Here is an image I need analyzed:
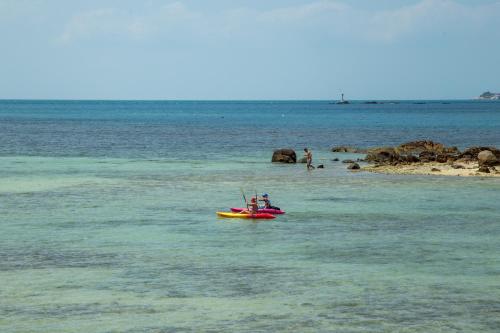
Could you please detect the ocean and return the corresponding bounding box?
[1,100,500,332]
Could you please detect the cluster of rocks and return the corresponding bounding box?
[364,140,458,164]
[363,140,500,173]
[331,146,368,154]
[330,146,369,170]
[271,148,360,171]
[338,158,363,170]
[272,141,500,174]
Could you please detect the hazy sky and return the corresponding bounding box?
[1,0,499,99]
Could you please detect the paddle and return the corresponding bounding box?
[240,188,247,206]
[239,188,250,214]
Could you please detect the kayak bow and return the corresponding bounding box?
[216,212,276,219]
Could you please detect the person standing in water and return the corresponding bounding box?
[304,148,314,170]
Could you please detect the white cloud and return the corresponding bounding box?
[200,0,499,46]
[58,1,200,43]
[60,8,122,43]
[364,0,487,42]
[56,0,500,44]
[258,1,349,22]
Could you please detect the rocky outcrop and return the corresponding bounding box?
[365,141,461,165]
[298,157,307,163]
[363,141,500,177]
[272,149,296,163]
[342,159,355,164]
[331,146,367,153]
[478,150,498,167]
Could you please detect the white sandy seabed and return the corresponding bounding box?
[363,161,500,177]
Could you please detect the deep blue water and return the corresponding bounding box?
[1,100,500,158]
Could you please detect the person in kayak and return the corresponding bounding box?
[304,148,314,170]
[260,193,280,210]
[241,197,258,214]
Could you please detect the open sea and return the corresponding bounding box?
[1,100,500,332]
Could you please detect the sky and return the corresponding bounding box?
[0,0,499,100]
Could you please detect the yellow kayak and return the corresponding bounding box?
[216,212,276,219]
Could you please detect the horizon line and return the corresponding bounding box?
[0,98,482,102]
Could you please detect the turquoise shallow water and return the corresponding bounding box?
[1,154,500,332]
[1,100,500,332]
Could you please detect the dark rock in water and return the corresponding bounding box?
[342,159,355,164]
[332,158,339,161]
[356,158,365,162]
[298,157,307,163]
[317,164,324,169]
[272,149,296,163]
[478,166,490,173]
[431,168,441,172]
[347,163,360,170]
[332,146,348,152]
[478,150,498,167]
[331,146,367,153]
